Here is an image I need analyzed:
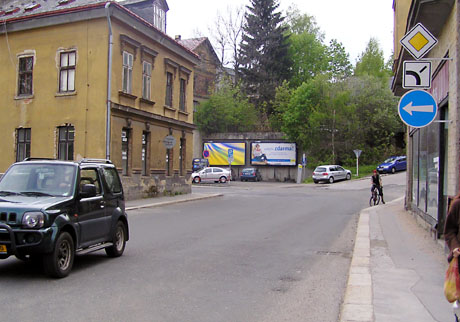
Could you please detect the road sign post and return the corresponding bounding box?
[400,23,438,60]
[228,149,234,182]
[398,90,438,128]
[403,61,431,89]
[162,135,176,149]
[353,149,362,177]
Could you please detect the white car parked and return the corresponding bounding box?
[312,165,352,184]
[192,167,231,184]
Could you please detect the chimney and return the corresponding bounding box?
[175,35,181,41]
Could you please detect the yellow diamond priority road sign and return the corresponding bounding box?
[400,23,437,60]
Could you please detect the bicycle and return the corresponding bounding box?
[369,186,381,206]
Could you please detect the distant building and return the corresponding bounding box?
[177,37,222,109]
[392,0,455,236]
[0,0,199,199]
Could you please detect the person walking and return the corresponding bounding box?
[444,194,460,321]
[371,170,385,204]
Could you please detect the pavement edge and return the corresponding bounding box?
[339,207,374,322]
[126,193,224,211]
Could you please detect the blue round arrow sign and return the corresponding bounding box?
[398,90,438,128]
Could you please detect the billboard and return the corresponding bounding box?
[203,142,246,166]
[251,142,297,166]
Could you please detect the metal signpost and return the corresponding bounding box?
[162,135,176,149]
[398,90,438,128]
[228,149,233,182]
[353,149,362,177]
[400,23,438,60]
[398,23,439,129]
[403,61,431,89]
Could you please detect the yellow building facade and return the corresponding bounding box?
[0,0,199,199]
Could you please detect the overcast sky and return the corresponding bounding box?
[166,0,394,64]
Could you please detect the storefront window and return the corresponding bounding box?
[426,115,440,220]
[412,130,419,205]
[419,127,428,212]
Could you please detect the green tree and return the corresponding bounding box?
[326,39,353,82]
[194,81,259,134]
[284,8,328,88]
[238,0,291,116]
[276,74,403,165]
[354,38,391,80]
[344,75,402,163]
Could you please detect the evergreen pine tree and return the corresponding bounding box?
[238,0,291,116]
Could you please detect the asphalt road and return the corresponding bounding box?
[0,172,405,322]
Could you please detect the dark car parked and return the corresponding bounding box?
[240,167,262,182]
[0,158,129,278]
[377,156,407,174]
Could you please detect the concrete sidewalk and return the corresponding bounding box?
[125,192,223,211]
[340,197,453,322]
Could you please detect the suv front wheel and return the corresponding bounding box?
[106,221,127,257]
[43,232,75,278]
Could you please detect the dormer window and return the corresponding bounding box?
[5,7,20,15]
[153,2,166,33]
[58,0,76,6]
[24,3,40,11]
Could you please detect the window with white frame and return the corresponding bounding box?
[142,61,152,100]
[122,51,133,94]
[153,2,166,33]
[18,56,34,96]
[59,51,76,92]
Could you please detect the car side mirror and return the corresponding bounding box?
[80,184,97,198]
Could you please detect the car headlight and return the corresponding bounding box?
[22,212,45,229]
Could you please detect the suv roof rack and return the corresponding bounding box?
[79,158,113,164]
[23,157,57,161]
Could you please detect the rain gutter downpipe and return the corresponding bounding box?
[105,2,113,160]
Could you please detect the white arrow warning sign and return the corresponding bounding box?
[398,90,438,128]
[402,102,435,116]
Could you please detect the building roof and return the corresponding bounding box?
[178,37,208,51]
[0,0,199,64]
[0,0,107,20]
[178,37,221,66]
[120,0,168,11]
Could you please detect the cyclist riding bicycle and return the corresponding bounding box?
[371,169,385,204]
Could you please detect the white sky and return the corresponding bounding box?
[166,0,395,64]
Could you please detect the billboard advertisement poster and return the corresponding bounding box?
[203,142,246,166]
[251,142,297,166]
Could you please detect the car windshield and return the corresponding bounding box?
[384,157,396,163]
[314,167,327,172]
[0,163,77,197]
[242,168,255,173]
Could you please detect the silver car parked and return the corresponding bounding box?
[312,165,352,184]
[192,167,231,184]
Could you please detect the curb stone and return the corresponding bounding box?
[126,193,223,211]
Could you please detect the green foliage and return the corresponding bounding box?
[239,0,292,116]
[354,38,392,80]
[284,8,328,88]
[194,82,259,134]
[275,72,404,165]
[283,7,352,88]
[326,39,353,81]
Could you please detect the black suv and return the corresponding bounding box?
[0,158,129,278]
